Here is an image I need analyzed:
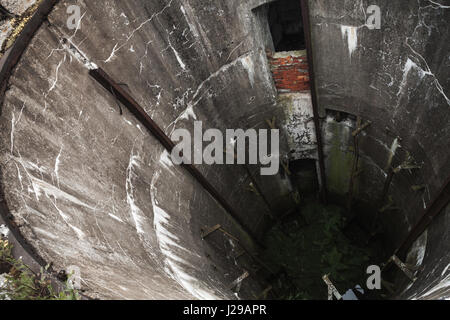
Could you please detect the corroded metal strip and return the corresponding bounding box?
[352,121,372,137]
[229,270,250,290]
[322,274,342,300]
[347,117,362,211]
[201,224,222,240]
[300,0,328,203]
[390,255,418,282]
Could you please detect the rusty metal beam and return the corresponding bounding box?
[89,68,264,249]
[300,0,328,203]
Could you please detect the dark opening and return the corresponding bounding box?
[289,159,319,195]
[268,0,306,52]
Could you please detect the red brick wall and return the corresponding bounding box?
[268,52,310,93]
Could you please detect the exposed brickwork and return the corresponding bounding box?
[268,51,310,93]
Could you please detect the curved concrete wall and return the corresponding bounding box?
[0,0,282,300]
[0,0,448,300]
[309,0,449,299]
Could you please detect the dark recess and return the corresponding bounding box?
[268,0,306,52]
[289,159,319,195]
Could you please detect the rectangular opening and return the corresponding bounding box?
[289,159,319,195]
[268,0,306,52]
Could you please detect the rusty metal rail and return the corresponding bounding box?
[300,0,328,203]
[396,176,450,259]
[89,68,264,248]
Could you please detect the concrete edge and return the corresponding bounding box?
[0,0,90,300]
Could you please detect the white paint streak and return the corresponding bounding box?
[387,138,401,169]
[32,227,58,240]
[168,53,252,132]
[49,197,86,240]
[54,146,63,187]
[417,274,450,300]
[179,4,200,39]
[442,264,450,277]
[397,58,425,96]
[172,45,186,70]
[10,104,24,154]
[30,176,95,210]
[406,230,427,268]
[151,172,219,300]
[104,43,119,63]
[108,213,124,223]
[14,154,42,201]
[47,57,65,94]
[403,43,450,106]
[159,150,175,175]
[103,0,174,63]
[341,26,358,57]
[126,152,145,234]
[241,56,255,87]
[427,0,450,8]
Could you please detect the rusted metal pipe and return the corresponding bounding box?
[300,0,328,203]
[89,68,264,249]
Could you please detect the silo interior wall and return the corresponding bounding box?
[0,0,448,300]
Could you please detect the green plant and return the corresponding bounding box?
[0,239,79,300]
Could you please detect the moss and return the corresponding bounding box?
[261,200,382,300]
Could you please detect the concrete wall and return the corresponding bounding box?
[0,0,289,300]
[309,0,449,298]
[0,0,448,300]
